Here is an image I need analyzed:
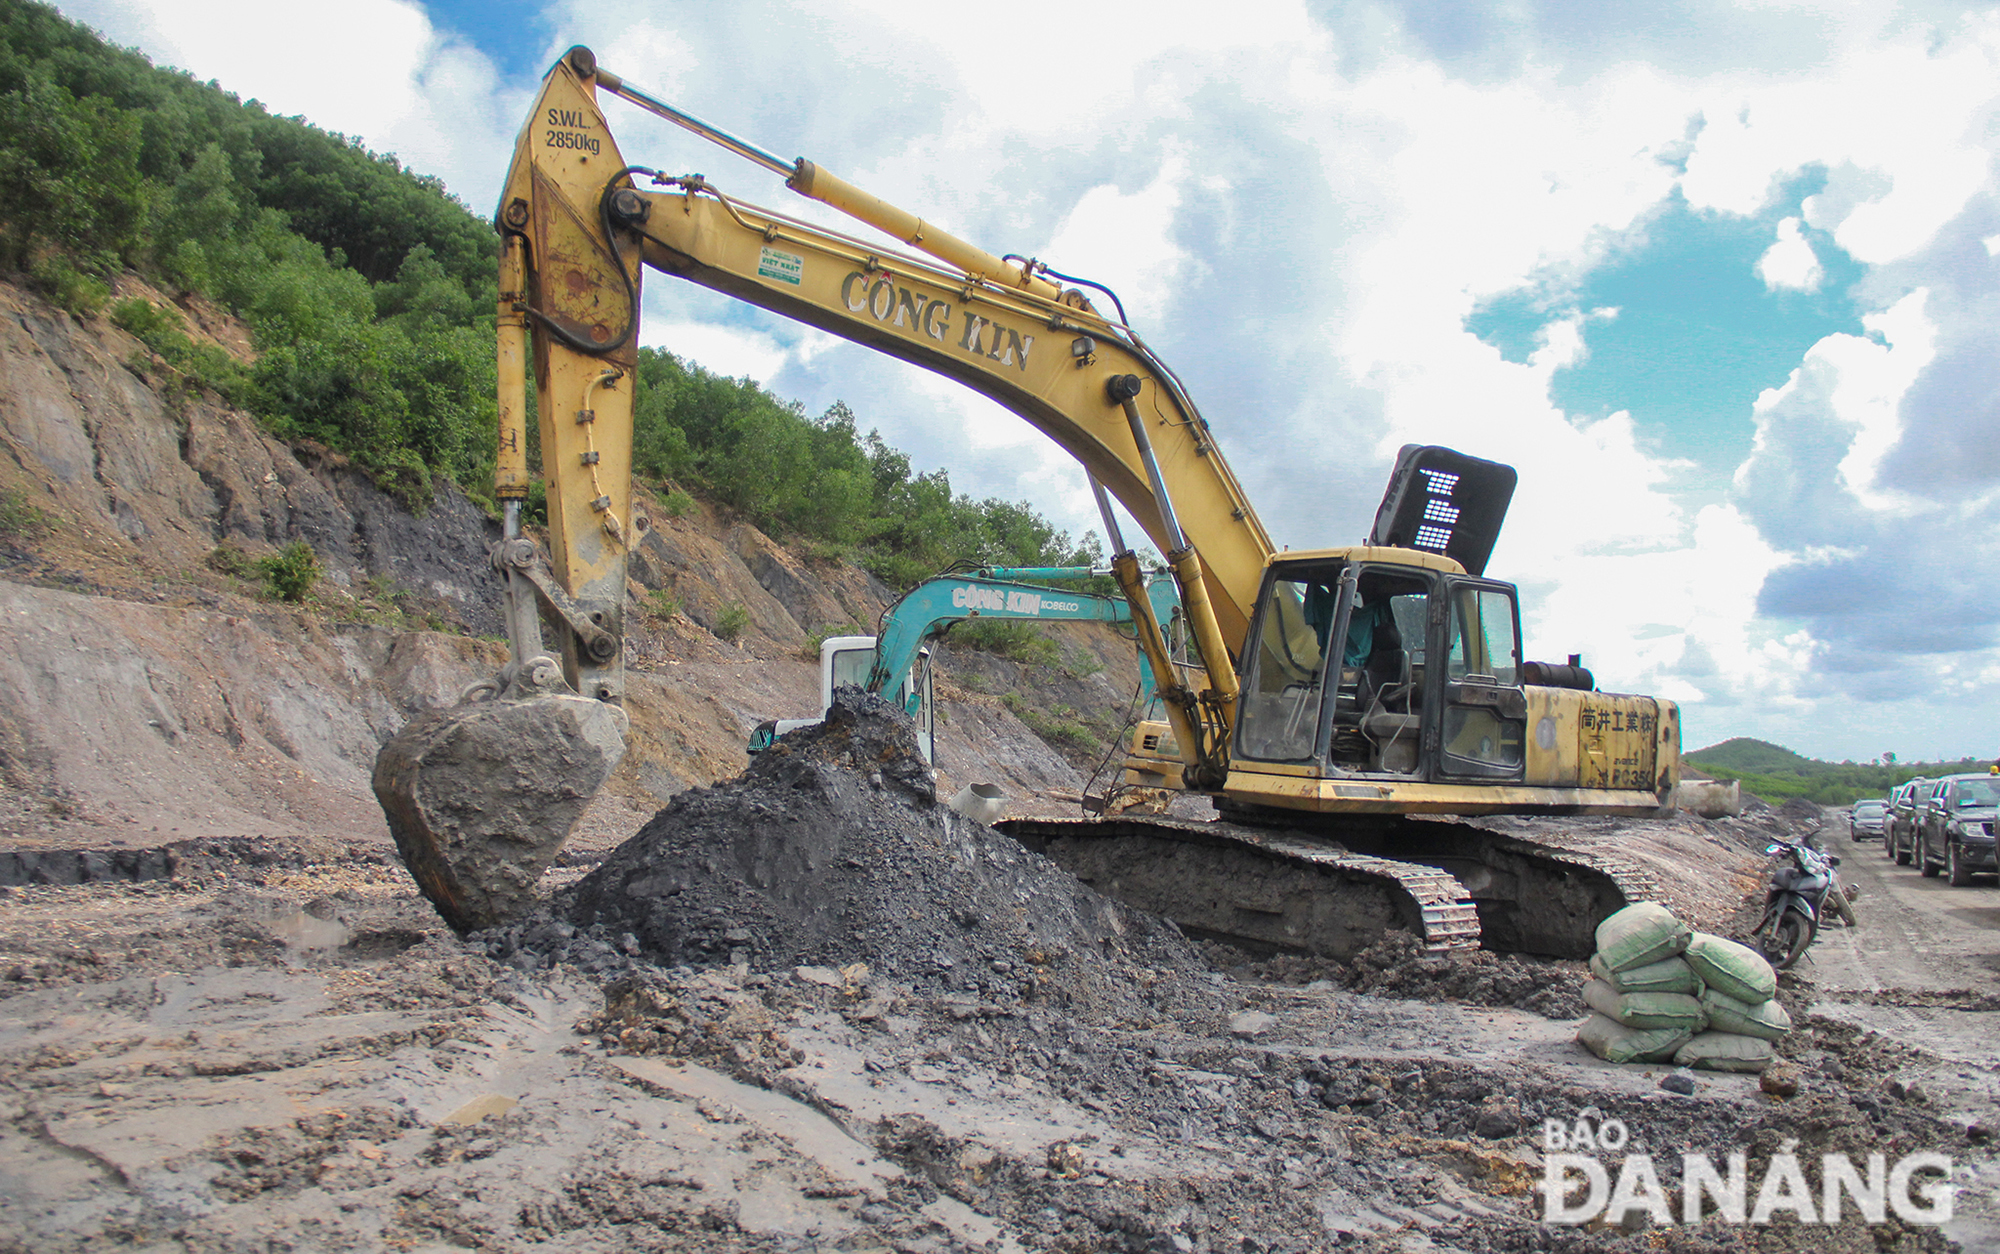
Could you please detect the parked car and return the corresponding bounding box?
[1849,798,1889,842]
[1916,773,2000,885]
[1885,778,1928,865]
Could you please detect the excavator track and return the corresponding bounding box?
[1000,814,1656,960]
[1330,819,1658,958]
[998,817,1481,958]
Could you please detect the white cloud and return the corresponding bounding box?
[1737,287,1937,514]
[1680,14,2000,262]
[1755,216,1822,290]
[640,319,789,384]
[1038,151,1192,323]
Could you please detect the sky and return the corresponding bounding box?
[53,0,2000,763]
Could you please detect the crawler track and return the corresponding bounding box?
[999,817,1481,958]
[1335,821,1657,957]
[1000,814,1654,959]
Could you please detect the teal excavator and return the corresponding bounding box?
[746,565,1186,781]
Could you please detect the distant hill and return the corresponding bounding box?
[1685,737,1988,806]
[1687,738,1814,774]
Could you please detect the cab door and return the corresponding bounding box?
[1429,579,1527,781]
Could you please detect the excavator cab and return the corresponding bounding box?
[1233,551,1527,784]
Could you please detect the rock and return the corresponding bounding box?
[1968,1121,1991,1144]
[1883,1076,1925,1103]
[1046,1141,1085,1177]
[1659,1068,1697,1096]
[1228,1010,1277,1039]
[551,688,1217,1019]
[1473,1097,1521,1138]
[373,686,628,933]
[0,848,176,887]
[1759,1063,1800,1098]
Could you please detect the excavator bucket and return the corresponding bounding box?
[372,662,627,934]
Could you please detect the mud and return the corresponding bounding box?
[0,790,1993,1252]
[1206,931,1590,1021]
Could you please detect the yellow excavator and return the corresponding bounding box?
[374,47,1680,959]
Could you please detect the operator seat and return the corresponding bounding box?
[1359,614,1421,771]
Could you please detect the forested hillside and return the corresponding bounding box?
[1686,736,1992,805]
[0,0,1092,585]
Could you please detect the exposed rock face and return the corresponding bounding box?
[0,275,1106,855]
[0,577,494,842]
[0,280,503,634]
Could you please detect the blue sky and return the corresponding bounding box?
[1468,181,1870,477]
[50,0,2000,763]
[412,0,548,79]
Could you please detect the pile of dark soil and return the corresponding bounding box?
[543,689,1225,1025]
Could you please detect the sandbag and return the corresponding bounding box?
[1582,979,1707,1032]
[1576,1012,1695,1064]
[1590,953,1702,996]
[1674,1030,1774,1073]
[1684,932,1778,1004]
[1699,987,1791,1041]
[1594,902,1691,972]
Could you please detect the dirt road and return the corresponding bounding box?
[1791,820,2000,1250]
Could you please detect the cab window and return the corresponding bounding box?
[1235,570,1338,762]
[1446,587,1519,685]
[1440,584,1524,776]
[830,647,872,688]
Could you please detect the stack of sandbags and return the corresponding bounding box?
[1578,902,1702,1062]
[1677,932,1789,1073]
[1575,903,1790,1072]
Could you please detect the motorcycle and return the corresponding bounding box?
[1752,835,1856,969]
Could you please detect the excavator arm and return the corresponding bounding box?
[862,566,1184,705]
[498,49,1268,771]
[745,566,1185,767]
[375,48,1258,932]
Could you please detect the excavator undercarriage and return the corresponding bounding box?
[1003,813,1655,960]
